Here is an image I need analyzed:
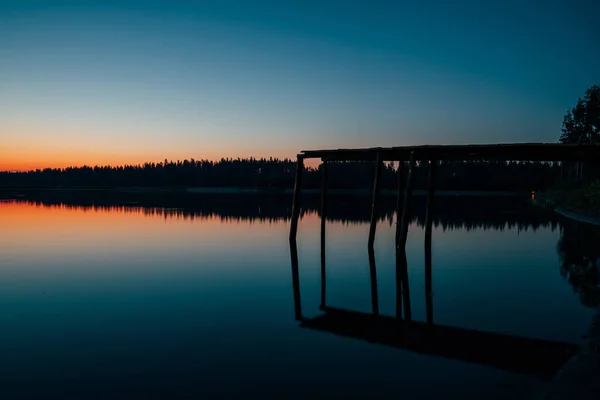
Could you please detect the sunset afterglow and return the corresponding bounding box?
[2,1,598,171]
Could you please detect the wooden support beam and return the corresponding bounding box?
[396,153,415,321]
[300,143,600,162]
[289,156,304,241]
[320,161,328,309]
[397,152,416,249]
[368,244,379,316]
[395,161,405,240]
[394,160,406,318]
[425,159,437,324]
[289,239,303,321]
[368,153,383,248]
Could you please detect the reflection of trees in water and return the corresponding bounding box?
[5,191,562,231]
[557,220,600,308]
[6,191,600,307]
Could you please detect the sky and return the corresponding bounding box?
[1,0,599,171]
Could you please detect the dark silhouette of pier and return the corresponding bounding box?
[287,143,599,378]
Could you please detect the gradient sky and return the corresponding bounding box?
[1,0,599,170]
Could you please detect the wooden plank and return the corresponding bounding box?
[289,156,304,241]
[300,143,600,162]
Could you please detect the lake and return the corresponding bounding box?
[0,191,598,399]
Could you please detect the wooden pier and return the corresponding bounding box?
[289,143,600,256]
[288,143,600,376]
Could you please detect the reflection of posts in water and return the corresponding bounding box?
[424,236,433,324]
[367,154,382,316]
[289,156,304,241]
[395,152,415,320]
[368,244,380,315]
[320,161,328,309]
[395,249,403,319]
[424,159,437,324]
[395,160,406,318]
[289,239,303,321]
[368,153,383,248]
[397,248,412,321]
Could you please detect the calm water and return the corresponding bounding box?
[0,192,598,399]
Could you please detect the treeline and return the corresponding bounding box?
[0,157,560,191]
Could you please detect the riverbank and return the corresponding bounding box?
[537,182,600,225]
[540,182,600,215]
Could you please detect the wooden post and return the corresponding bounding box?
[560,161,564,182]
[320,160,328,309]
[395,161,405,241]
[425,159,436,324]
[368,153,383,248]
[395,152,415,321]
[368,244,379,316]
[395,160,405,318]
[397,152,416,249]
[289,239,303,321]
[289,156,304,241]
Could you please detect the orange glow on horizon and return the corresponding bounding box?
[0,152,319,172]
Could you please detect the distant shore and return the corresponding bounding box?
[0,186,522,197]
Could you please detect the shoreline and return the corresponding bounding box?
[554,207,600,226]
[0,186,523,197]
[535,196,600,226]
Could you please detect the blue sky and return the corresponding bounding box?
[1,0,599,169]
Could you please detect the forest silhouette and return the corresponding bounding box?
[0,158,560,191]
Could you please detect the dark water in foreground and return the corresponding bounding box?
[0,192,598,399]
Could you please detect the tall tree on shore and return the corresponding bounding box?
[560,85,600,144]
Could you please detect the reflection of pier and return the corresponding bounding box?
[300,306,577,378]
[289,235,579,378]
[288,144,597,378]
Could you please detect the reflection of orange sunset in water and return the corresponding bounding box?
[0,199,542,274]
[0,201,327,254]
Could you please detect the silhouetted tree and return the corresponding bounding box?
[560,85,600,144]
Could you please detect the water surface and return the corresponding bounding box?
[0,192,597,399]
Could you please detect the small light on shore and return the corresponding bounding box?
[531,190,535,200]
